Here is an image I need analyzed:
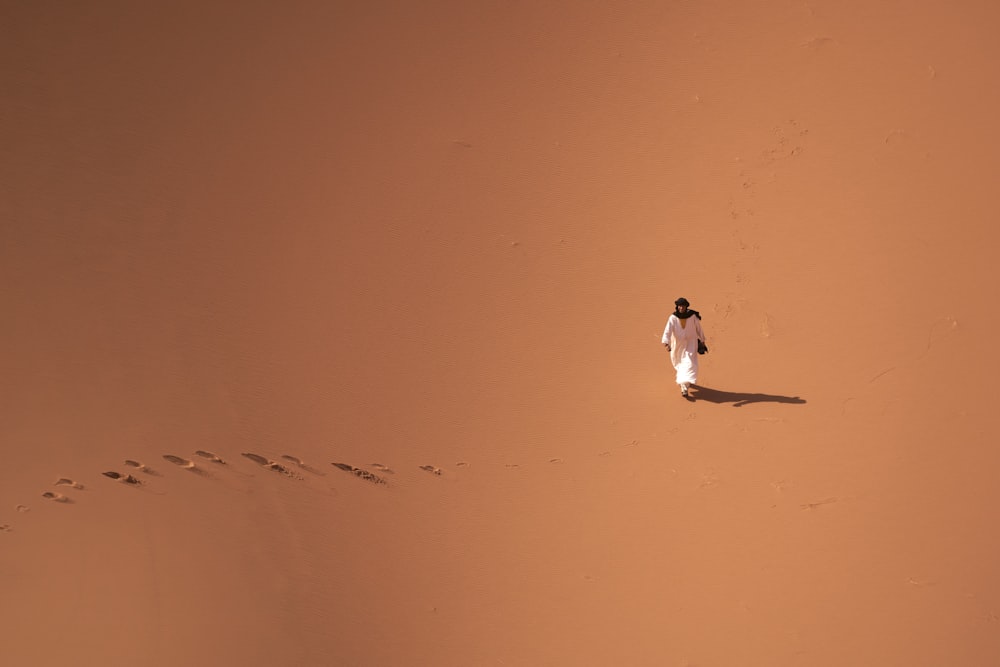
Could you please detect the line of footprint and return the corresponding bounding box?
[8,439,648,532]
[25,452,462,512]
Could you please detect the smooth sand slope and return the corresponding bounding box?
[3,2,1000,665]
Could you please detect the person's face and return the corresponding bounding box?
[677,304,687,313]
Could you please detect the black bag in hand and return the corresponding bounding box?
[697,339,708,355]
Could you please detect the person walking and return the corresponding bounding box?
[662,297,707,397]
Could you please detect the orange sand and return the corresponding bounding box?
[3,2,999,665]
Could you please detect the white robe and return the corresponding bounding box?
[661,314,706,386]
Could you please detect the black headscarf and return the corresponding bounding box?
[673,297,701,320]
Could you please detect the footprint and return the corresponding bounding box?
[801,36,836,50]
[242,452,270,466]
[16,504,30,513]
[331,462,387,485]
[699,472,719,489]
[280,455,326,476]
[370,463,395,474]
[800,497,838,510]
[241,453,300,478]
[505,464,520,469]
[54,478,84,490]
[548,458,563,464]
[102,471,143,486]
[163,454,194,468]
[124,460,161,476]
[195,450,227,464]
[0,524,10,532]
[884,128,907,145]
[760,313,773,338]
[162,454,208,476]
[419,465,442,476]
[455,461,469,468]
[41,491,73,504]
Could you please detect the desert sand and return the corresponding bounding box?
[3,2,999,665]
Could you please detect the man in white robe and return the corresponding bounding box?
[661,297,706,397]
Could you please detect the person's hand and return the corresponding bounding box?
[664,344,670,351]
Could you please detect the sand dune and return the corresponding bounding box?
[3,1,999,665]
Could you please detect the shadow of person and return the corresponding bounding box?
[689,385,806,407]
